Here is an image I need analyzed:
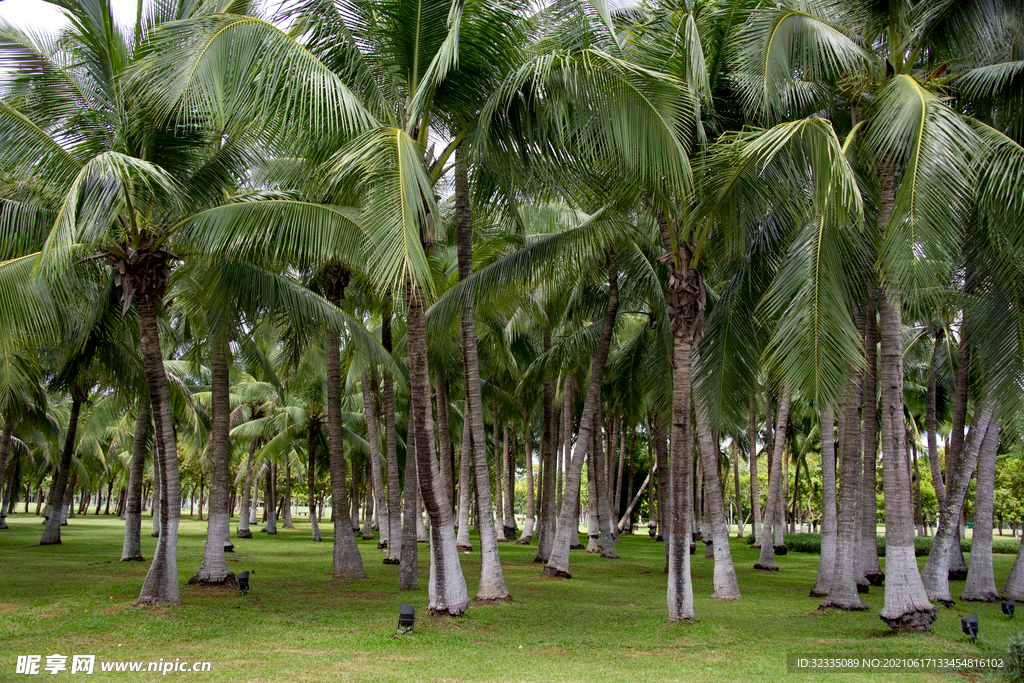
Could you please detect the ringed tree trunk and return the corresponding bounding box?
[755,387,792,570]
[191,340,235,585]
[820,387,867,610]
[238,436,258,538]
[517,419,535,544]
[406,279,470,614]
[41,386,85,545]
[921,400,996,604]
[534,329,556,563]
[121,399,150,560]
[454,158,508,599]
[382,301,402,564]
[859,283,884,586]
[0,419,13,530]
[544,266,619,579]
[400,407,419,590]
[360,374,388,549]
[811,403,837,598]
[876,286,936,631]
[308,421,322,542]
[322,266,366,580]
[961,419,1000,602]
[455,415,473,551]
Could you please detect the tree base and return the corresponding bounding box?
[120,555,145,562]
[656,535,664,542]
[532,555,546,563]
[503,526,518,538]
[150,532,159,537]
[820,598,868,611]
[515,537,532,546]
[857,582,870,594]
[542,566,571,579]
[773,544,788,556]
[237,530,253,538]
[382,557,400,565]
[692,531,703,542]
[187,572,237,587]
[456,544,473,553]
[948,568,968,581]
[39,537,61,546]
[960,591,1000,602]
[569,543,585,550]
[809,589,828,598]
[879,606,937,633]
[689,543,695,555]
[377,541,387,550]
[866,572,885,586]
[753,562,778,571]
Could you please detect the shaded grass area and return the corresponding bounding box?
[0,511,1019,682]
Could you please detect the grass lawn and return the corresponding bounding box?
[0,511,1019,682]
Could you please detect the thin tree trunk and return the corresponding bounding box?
[435,376,454,517]
[41,387,84,545]
[401,398,419,590]
[926,331,946,513]
[912,437,924,537]
[191,340,234,584]
[733,441,743,538]
[361,374,387,549]
[382,300,402,564]
[962,418,1000,602]
[544,267,619,579]
[534,329,556,563]
[456,415,473,551]
[121,400,150,561]
[309,422,321,542]
[614,415,626,518]
[1002,516,1024,600]
[504,420,516,534]
[238,438,257,538]
[877,283,936,630]
[517,419,535,544]
[749,395,762,548]
[592,408,617,556]
[811,403,837,597]
[263,465,276,534]
[654,415,668,544]
[860,282,884,585]
[0,419,12,530]
[283,463,294,529]
[945,341,972,580]
[667,317,695,621]
[494,409,506,542]
[406,279,470,614]
[586,446,600,553]
[755,387,792,570]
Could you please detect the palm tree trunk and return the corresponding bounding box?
[586,445,600,553]
[382,301,402,564]
[405,280,470,614]
[859,282,884,586]
[136,292,182,605]
[150,437,161,538]
[654,414,668,544]
[283,463,294,529]
[191,340,234,584]
[361,374,388,549]
[926,331,946,513]
[456,415,473,552]
[667,327,695,620]
[821,384,868,610]
[811,403,837,597]
[544,267,619,579]
[534,329,556,563]
[400,399,419,588]
[1001,517,1024,600]
[121,400,150,561]
[494,409,506,542]
[749,394,762,548]
[0,419,14,530]
[591,408,618,556]
[41,386,84,545]
[322,267,365,580]
[614,416,626,518]
[733,441,744,539]
[504,421,516,535]
[517,419,535,544]
[238,437,257,538]
[263,465,276,534]
[877,285,936,630]
[945,342,971,579]
[309,423,322,542]
[962,418,1000,602]
[435,377,454,517]
[695,392,739,598]
[755,387,791,570]
[921,399,996,604]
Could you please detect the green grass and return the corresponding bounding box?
[0,510,1020,682]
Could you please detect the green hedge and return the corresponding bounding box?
[745,532,1021,557]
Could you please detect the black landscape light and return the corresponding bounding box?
[238,571,252,596]
[961,613,978,642]
[397,604,415,634]
[1002,600,1015,619]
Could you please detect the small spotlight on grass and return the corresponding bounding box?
[397,604,415,635]
[961,613,978,642]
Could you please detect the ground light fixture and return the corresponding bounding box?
[397,605,415,634]
[1002,600,1015,618]
[961,613,978,642]
[238,571,252,596]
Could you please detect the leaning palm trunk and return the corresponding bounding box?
[921,399,996,604]
[695,372,740,599]
[755,387,792,570]
[962,419,1000,602]
[41,389,84,545]
[454,162,508,598]
[406,280,470,615]
[859,283,884,586]
[811,403,837,597]
[137,293,182,605]
[121,400,150,561]
[877,287,936,631]
[238,438,257,538]
[517,421,535,544]
[191,342,234,585]
[360,375,388,550]
[821,387,867,610]
[544,268,619,579]
[534,330,556,563]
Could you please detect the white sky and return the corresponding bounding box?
[0,0,137,31]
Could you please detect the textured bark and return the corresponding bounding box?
[494,409,506,542]
[237,438,257,538]
[592,410,618,557]
[121,400,149,560]
[382,303,402,564]
[820,389,867,610]
[504,421,517,535]
[360,458,372,538]
[400,402,419,590]
[435,377,453,517]
[811,403,837,597]
[406,280,470,613]
[308,422,322,542]
[755,388,792,570]
[877,286,935,631]
[749,395,762,547]
[360,375,387,549]
[667,335,695,620]
[0,420,13,530]
[41,389,84,545]
[585,446,600,553]
[695,394,739,598]
[921,401,996,604]
[1002,528,1024,600]
[263,465,276,534]
[962,419,1000,602]
[926,332,946,512]
[945,341,972,579]
[191,341,235,585]
[544,268,618,579]
[517,420,535,544]
[454,160,507,598]
[456,415,473,551]
[859,282,884,585]
[534,329,556,563]
[654,414,668,545]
